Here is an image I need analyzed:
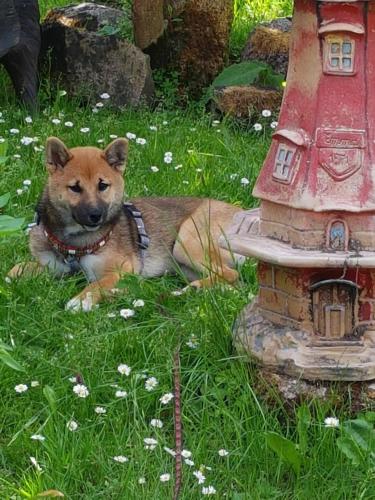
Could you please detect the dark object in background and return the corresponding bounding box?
[0,0,41,110]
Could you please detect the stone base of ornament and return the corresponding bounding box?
[234,300,375,382]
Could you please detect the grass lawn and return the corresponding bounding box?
[0,1,374,499]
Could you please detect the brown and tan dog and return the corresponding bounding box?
[9,137,242,311]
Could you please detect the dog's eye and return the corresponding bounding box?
[68,184,82,193]
[98,181,109,192]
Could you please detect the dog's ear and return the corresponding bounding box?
[46,137,72,172]
[103,138,128,173]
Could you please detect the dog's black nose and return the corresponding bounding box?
[88,209,103,224]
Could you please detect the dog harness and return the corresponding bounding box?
[36,202,150,273]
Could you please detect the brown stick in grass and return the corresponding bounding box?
[173,347,182,500]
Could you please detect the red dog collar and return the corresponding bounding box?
[43,226,112,258]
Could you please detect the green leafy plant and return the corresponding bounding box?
[0,192,25,236]
[211,61,284,90]
[265,405,311,474]
[0,340,24,372]
[337,413,375,467]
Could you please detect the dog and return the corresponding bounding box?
[9,137,243,311]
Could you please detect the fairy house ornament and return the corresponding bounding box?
[222,0,375,380]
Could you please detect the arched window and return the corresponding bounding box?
[326,219,348,251]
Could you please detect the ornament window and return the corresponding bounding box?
[323,35,355,74]
[272,144,296,183]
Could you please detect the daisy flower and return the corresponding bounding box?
[64,121,74,127]
[29,456,42,471]
[72,384,89,398]
[115,390,128,398]
[136,137,147,145]
[80,127,90,133]
[138,477,146,484]
[262,109,272,117]
[145,377,158,391]
[15,384,28,393]
[23,179,32,186]
[51,118,61,125]
[119,308,135,319]
[193,470,206,484]
[240,178,250,186]
[95,406,107,414]
[270,121,278,129]
[160,473,171,482]
[9,128,20,134]
[218,449,229,457]
[144,437,158,450]
[159,393,174,405]
[202,485,217,495]
[149,125,157,131]
[150,418,163,428]
[31,381,39,387]
[253,123,262,131]
[133,299,145,308]
[21,137,33,145]
[150,166,159,173]
[324,417,339,428]
[66,419,78,431]
[117,364,131,376]
[126,132,136,140]
[25,116,33,123]
[181,449,192,458]
[31,434,45,441]
[100,93,110,99]
[113,455,128,463]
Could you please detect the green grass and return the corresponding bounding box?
[0,1,374,499]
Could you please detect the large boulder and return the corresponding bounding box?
[0,0,40,110]
[241,17,292,77]
[133,0,233,98]
[41,3,154,107]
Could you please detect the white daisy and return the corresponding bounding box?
[253,123,262,131]
[150,418,163,428]
[181,449,192,458]
[126,132,136,140]
[136,137,147,145]
[132,299,145,308]
[51,118,61,125]
[138,477,146,484]
[164,156,172,164]
[31,434,45,441]
[100,93,110,99]
[117,364,131,376]
[270,121,278,129]
[218,449,229,456]
[193,470,206,484]
[96,102,104,108]
[23,179,31,186]
[145,377,158,391]
[159,393,174,405]
[95,406,107,414]
[324,417,339,428]
[16,189,23,195]
[262,109,272,117]
[31,381,39,387]
[115,390,128,398]
[109,134,118,139]
[29,456,42,471]
[164,446,176,457]
[113,455,128,463]
[64,121,74,127]
[149,125,157,131]
[15,384,28,393]
[72,384,89,398]
[119,308,135,319]
[21,137,33,145]
[25,116,33,123]
[9,128,20,134]
[80,127,90,133]
[66,419,78,431]
[240,177,250,186]
[185,458,194,466]
[160,473,171,482]
[202,485,217,495]
[144,437,158,450]
[150,166,159,173]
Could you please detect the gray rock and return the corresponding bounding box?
[41,3,154,107]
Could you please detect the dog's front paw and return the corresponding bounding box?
[66,292,95,313]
